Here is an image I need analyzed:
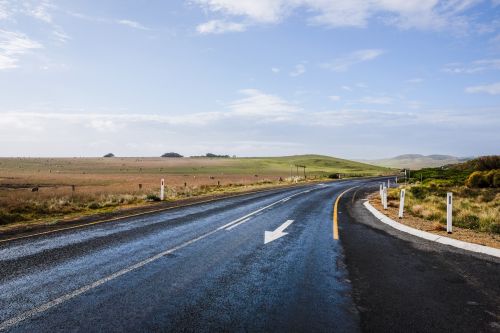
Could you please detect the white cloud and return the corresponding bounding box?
[196,20,246,34]
[23,0,54,23]
[191,0,484,32]
[0,29,42,70]
[52,30,70,43]
[289,63,306,77]
[407,78,424,83]
[271,67,280,73]
[465,82,500,95]
[329,95,341,101]
[443,59,500,74]
[359,96,393,105]
[228,89,300,120]
[321,49,384,72]
[116,19,150,30]
[192,0,290,23]
[0,1,11,20]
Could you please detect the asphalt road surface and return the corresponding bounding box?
[0,178,498,332]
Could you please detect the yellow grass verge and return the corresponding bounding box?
[369,193,500,249]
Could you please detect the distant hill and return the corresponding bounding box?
[232,154,393,176]
[362,154,472,170]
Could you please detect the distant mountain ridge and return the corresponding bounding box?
[362,154,472,169]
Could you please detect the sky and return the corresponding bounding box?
[0,0,499,159]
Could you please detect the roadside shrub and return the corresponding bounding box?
[489,223,500,234]
[455,213,480,229]
[466,170,500,188]
[410,186,427,199]
[0,211,26,225]
[87,202,101,209]
[466,171,488,188]
[146,194,161,202]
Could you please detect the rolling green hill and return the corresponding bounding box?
[362,154,471,170]
[231,155,393,176]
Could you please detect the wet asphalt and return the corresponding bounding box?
[0,179,365,332]
[0,178,498,332]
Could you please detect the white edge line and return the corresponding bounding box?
[0,228,219,331]
[0,187,316,330]
[363,201,500,258]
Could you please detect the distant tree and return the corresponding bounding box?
[103,153,115,158]
[161,152,183,158]
[206,153,230,158]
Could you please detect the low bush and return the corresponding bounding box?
[465,170,500,188]
[146,194,161,202]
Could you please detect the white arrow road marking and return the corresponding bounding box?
[0,188,314,331]
[220,188,311,231]
[264,220,294,244]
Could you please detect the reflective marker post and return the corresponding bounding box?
[447,192,453,234]
[383,187,388,210]
[380,183,383,199]
[160,179,165,201]
[398,189,405,218]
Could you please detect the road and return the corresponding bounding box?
[0,178,498,332]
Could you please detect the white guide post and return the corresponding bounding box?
[160,178,165,201]
[383,187,388,210]
[398,189,405,218]
[395,176,398,183]
[379,183,383,198]
[446,192,453,234]
[387,179,390,188]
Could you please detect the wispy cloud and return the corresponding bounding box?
[228,89,300,120]
[23,0,55,23]
[407,78,424,83]
[68,10,150,31]
[271,67,280,73]
[358,96,393,105]
[443,59,500,74]
[321,49,384,72]
[196,20,246,34]
[465,82,500,95]
[329,95,341,102]
[289,64,306,77]
[191,0,487,33]
[116,19,150,30]
[0,29,42,70]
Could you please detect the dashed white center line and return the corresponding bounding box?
[0,186,317,331]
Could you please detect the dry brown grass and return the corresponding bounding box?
[0,157,330,228]
[369,190,500,248]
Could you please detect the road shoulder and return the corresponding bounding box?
[339,187,500,332]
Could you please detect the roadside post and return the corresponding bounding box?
[447,192,453,234]
[379,183,383,198]
[398,189,405,218]
[388,179,390,188]
[383,186,388,210]
[160,179,165,201]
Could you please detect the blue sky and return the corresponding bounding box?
[0,0,499,158]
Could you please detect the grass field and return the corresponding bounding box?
[0,155,392,229]
[389,156,500,234]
